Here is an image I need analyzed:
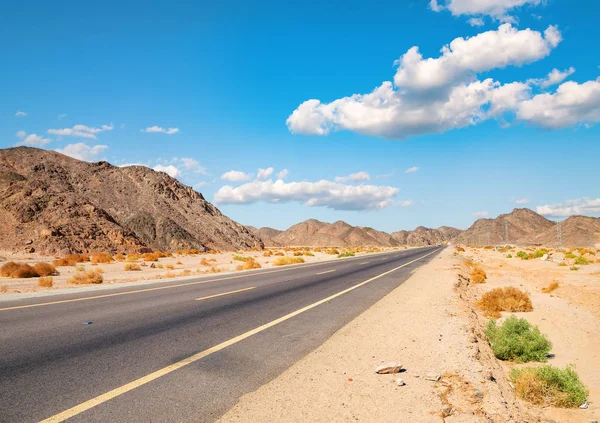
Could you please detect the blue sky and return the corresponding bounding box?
[2,0,599,232]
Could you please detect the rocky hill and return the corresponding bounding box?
[246,226,283,247]
[529,215,600,248]
[391,226,462,246]
[0,147,262,255]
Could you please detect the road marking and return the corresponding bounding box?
[0,247,434,312]
[316,269,336,275]
[359,261,370,265]
[36,248,440,423]
[195,287,255,301]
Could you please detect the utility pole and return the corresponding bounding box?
[557,222,562,251]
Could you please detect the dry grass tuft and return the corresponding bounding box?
[67,270,103,285]
[470,265,487,284]
[38,276,53,288]
[477,287,533,318]
[263,250,273,257]
[124,263,142,271]
[91,252,114,264]
[273,257,305,266]
[1,262,39,278]
[542,281,560,293]
[165,264,175,270]
[236,258,262,271]
[53,254,89,267]
[143,252,160,262]
[326,249,340,255]
[455,246,465,252]
[34,262,57,277]
[206,266,222,273]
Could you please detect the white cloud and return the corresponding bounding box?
[193,181,209,190]
[537,198,600,217]
[515,198,529,204]
[277,169,289,179]
[15,131,52,147]
[468,17,485,27]
[431,0,543,22]
[48,123,113,139]
[334,171,370,182]
[55,143,108,161]
[179,158,199,169]
[214,179,399,211]
[404,166,419,174]
[221,170,252,182]
[58,113,67,119]
[141,126,179,135]
[257,167,274,181]
[153,164,181,178]
[400,200,414,207]
[473,211,489,218]
[15,110,27,117]
[287,24,560,139]
[529,67,576,88]
[517,78,600,129]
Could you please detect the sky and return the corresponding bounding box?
[1,0,599,232]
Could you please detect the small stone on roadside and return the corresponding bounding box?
[580,401,589,409]
[425,373,441,382]
[475,389,483,399]
[396,378,405,386]
[375,362,403,374]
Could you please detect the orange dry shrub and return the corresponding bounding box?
[34,262,57,276]
[38,276,53,288]
[200,258,211,266]
[263,250,273,257]
[165,264,175,270]
[206,266,222,273]
[67,270,103,285]
[91,252,114,264]
[236,259,262,271]
[114,253,127,262]
[124,263,142,271]
[326,249,340,255]
[0,262,39,278]
[477,287,533,318]
[541,282,559,293]
[53,254,89,267]
[470,265,487,284]
[274,251,284,256]
[455,246,465,252]
[143,252,160,262]
[293,251,303,256]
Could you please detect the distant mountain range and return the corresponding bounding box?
[1,147,598,255]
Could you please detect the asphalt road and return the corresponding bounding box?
[0,246,442,423]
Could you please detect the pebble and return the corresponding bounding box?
[396,378,406,386]
[375,363,403,374]
[424,373,441,382]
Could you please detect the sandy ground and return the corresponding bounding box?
[216,246,599,423]
[0,247,403,295]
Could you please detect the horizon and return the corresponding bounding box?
[2,0,599,233]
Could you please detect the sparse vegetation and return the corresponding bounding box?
[273,257,305,266]
[236,258,262,270]
[516,251,529,260]
[326,249,340,255]
[470,264,487,284]
[1,262,39,278]
[124,263,142,271]
[542,281,559,293]
[510,365,588,408]
[337,251,355,258]
[67,270,103,285]
[91,252,114,264]
[506,254,512,258]
[570,266,579,271]
[477,287,533,318]
[165,263,175,270]
[38,276,53,288]
[558,261,567,267]
[455,246,465,252]
[53,253,89,267]
[485,315,551,362]
[233,255,252,262]
[575,256,589,265]
[143,252,160,262]
[33,262,58,276]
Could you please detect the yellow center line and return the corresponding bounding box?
[36,248,440,423]
[316,269,336,275]
[195,287,255,301]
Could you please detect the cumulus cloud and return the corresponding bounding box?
[48,124,113,139]
[214,179,398,211]
[468,17,485,27]
[334,171,370,182]
[141,126,179,135]
[529,67,576,88]
[473,211,489,218]
[517,78,600,128]
[55,143,108,162]
[153,164,181,178]
[15,131,52,147]
[404,166,419,174]
[221,170,252,182]
[431,0,543,22]
[277,169,289,179]
[287,24,560,139]
[536,198,600,217]
[58,113,67,119]
[257,167,274,181]
[515,198,529,204]
[15,110,27,117]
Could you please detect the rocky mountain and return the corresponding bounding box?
[529,215,600,248]
[453,208,555,246]
[391,226,463,246]
[0,147,263,255]
[246,226,283,247]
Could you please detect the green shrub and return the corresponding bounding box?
[232,255,252,262]
[337,251,355,258]
[565,253,577,259]
[575,256,588,265]
[485,315,551,362]
[570,266,579,271]
[510,365,589,408]
[507,254,512,258]
[532,249,547,258]
[517,251,529,260]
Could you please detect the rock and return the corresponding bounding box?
[580,401,589,409]
[540,254,548,261]
[442,407,453,417]
[475,389,483,399]
[396,378,406,386]
[424,373,441,382]
[375,362,403,374]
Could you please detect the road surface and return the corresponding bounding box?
[0,246,442,423]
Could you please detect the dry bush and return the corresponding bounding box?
[165,264,175,270]
[304,252,315,257]
[124,263,142,271]
[233,255,252,262]
[273,257,305,266]
[38,276,53,288]
[326,249,340,255]
[53,254,89,267]
[176,260,183,265]
[207,266,222,273]
[293,251,303,256]
[263,250,273,257]
[34,262,57,276]
[114,253,127,262]
[542,282,559,293]
[236,259,262,270]
[143,252,160,262]
[274,251,284,256]
[90,252,114,264]
[0,285,8,293]
[470,265,487,284]
[1,262,39,278]
[558,261,567,267]
[67,270,103,285]
[477,287,533,318]
[200,258,211,266]
[455,246,465,252]
[1,262,21,277]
